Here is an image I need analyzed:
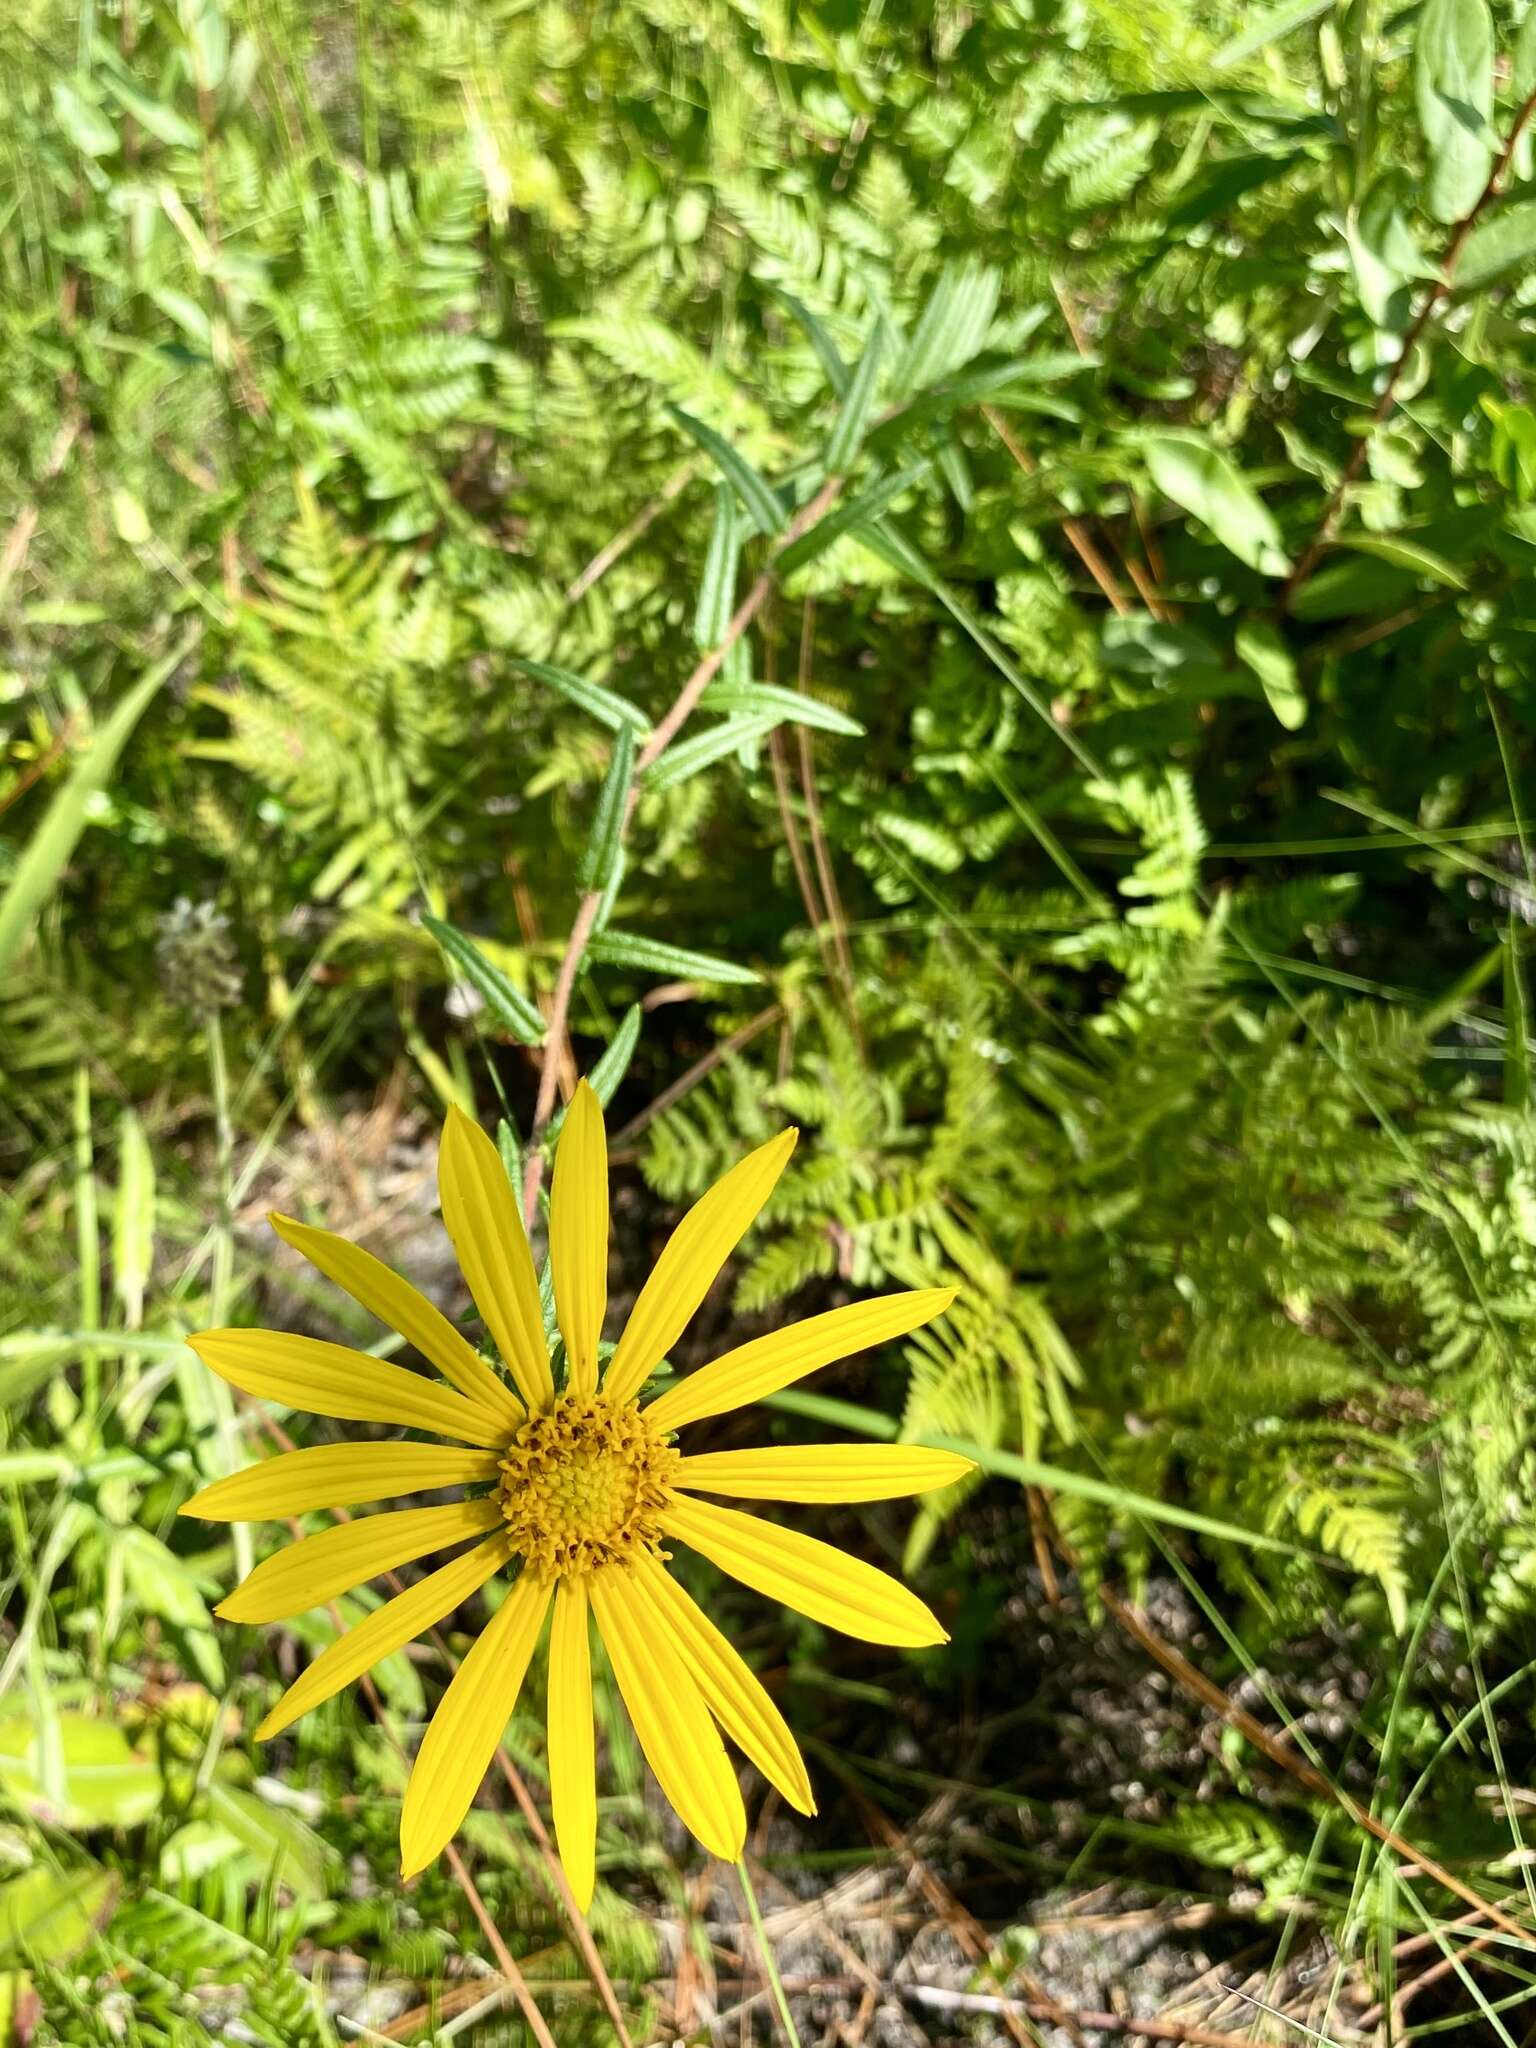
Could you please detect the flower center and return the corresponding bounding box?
[497,1393,678,1579]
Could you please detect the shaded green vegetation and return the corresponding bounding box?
[7,0,1536,2038]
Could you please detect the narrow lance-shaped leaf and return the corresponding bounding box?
[0,637,192,978]
[587,1003,642,1102]
[579,725,635,890]
[421,916,546,1046]
[1414,0,1494,226]
[1516,4,1536,98]
[593,843,626,936]
[513,659,649,736]
[1504,920,1530,1114]
[869,356,1088,454]
[778,462,933,576]
[768,287,850,397]
[1348,170,1429,329]
[113,1110,155,1331]
[546,1003,644,1147]
[588,930,762,986]
[694,484,742,649]
[1143,430,1290,577]
[825,320,886,473]
[497,1118,525,1198]
[668,406,784,535]
[895,260,1000,397]
[1454,202,1536,296]
[645,715,780,792]
[1235,621,1307,731]
[701,681,865,738]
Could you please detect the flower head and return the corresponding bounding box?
[182,1084,964,1906]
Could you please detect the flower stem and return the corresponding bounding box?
[736,1856,803,2048]
[204,1008,252,1579]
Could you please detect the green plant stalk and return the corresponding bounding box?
[73,1066,101,1422]
[205,1010,253,1581]
[736,1857,804,2048]
[761,1389,1309,1557]
[0,637,192,978]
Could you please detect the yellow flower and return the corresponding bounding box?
[181,1084,965,1907]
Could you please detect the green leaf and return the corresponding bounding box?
[0,1868,118,1965]
[700,681,865,737]
[778,462,933,575]
[117,1526,223,1687]
[547,1003,644,1146]
[0,1712,163,1831]
[1330,533,1468,588]
[1165,152,1301,233]
[1515,4,1536,99]
[586,1003,643,1104]
[110,489,150,547]
[1143,430,1291,576]
[0,1449,75,1484]
[578,726,634,890]
[760,1393,1307,1555]
[895,260,1001,396]
[1211,0,1333,69]
[694,484,743,649]
[204,1784,333,1900]
[0,1339,79,1417]
[97,67,200,147]
[1348,171,1431,328]
[421,916,546,1046]
[496,1117,524,1196]
[668,407,783,535]
[1414,0,1494,225]
[112,1110,155,1330]
[1455,200,1536,294]
[1236,621,1307,730]
[512,659,650,735]
[870,355,1085,451]
[1505,924,1530,1113]
[51,79,118,156]
[825,321,886,473]
[0,638,191,978]
[588,931,762,985]
[768,287,850,396]
[1288,554,1417,620]
[644,716,778,791]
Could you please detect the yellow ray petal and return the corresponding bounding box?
[632,1554,814,1816]
[550,1081,608,1397]
[181,1443,501,1522]
[674,1444,976,1504]
[270,1212,524,1432]
[603,1130,798,1408]
[399,1569,552,1880]
[438,1105,555,1412]
[589,1569,745,1861]
[255,1533,512,1741]
[217,1499,505,1624]
[188,1329,511,1448]
[547,1578,596,1909]
[644,1289,956,1434]
[662,1497,947,1649]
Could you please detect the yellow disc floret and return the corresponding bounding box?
[497,1393,678,1579]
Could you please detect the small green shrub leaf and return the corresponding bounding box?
[1143,430,1291,576]
[421,916,546,1045]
